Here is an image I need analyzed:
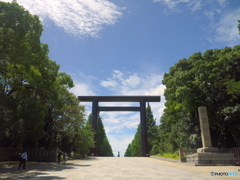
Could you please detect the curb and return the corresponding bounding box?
[150,156,179,163]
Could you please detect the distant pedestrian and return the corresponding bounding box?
[63,153,67,165]
[57,151,62,164]
[18,151,27,170]
[71,151,74,160]
[118,151,120,157]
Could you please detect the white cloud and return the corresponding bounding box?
[216,0,228,7]
[100,79,118,90]
[108,133,136,157]
[100,70,165,96]
[124,75,142,88]
[153,0,191,9]
[188,0,202,12]
[69,71,96,96]
[203,10,216,20]
[210,8,240,46]
[69,82,95,116]
[152,0,240,46]
[153,0,227,13]
[102,112,140,133]
[2,0,123,38]
[69,83,94,96]
[68,72,98,117]
[100,69,166,122]
[153,0,202,11]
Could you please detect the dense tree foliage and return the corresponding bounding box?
[87,114,114,156]
[124,104,157,156]
[124,143,132,157]
[0,1,94,155]
[124,124,141,157]
[146,103,158,152]
[156,45,240,154]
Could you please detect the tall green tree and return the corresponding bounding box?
[146,103,158,154]
[87,114,113,156]
[52,89,94,154]
[159,45,240,154]
[130,124,141,156]
[96,117,113,156]
[0,1,48,149]
[124,143,132,157]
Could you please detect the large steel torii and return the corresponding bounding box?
[78,95,161,157]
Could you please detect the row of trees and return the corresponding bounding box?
[124,104,158,156]
[0,1,95,155]
[88,114,114,156]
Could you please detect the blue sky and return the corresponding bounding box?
[4,0,240,156]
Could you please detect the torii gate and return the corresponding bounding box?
[78,96,161,157]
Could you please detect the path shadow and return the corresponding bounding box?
[75,157,99,161]
[2,172,65,180]
[0,161,18,169]
[0,160,92,179]
[69,164,91,167]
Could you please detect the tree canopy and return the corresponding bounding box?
[0,1,94,155]
[156,45,240,154]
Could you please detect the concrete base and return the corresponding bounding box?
[197,147,221,153]
[187,153,237,166]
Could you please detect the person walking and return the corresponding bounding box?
[18,151,28,170]
[63,153,68,165]
[71,151,74,161]
[57,151,62,164]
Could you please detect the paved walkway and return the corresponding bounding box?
[0,157,239,180]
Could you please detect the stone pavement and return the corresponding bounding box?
[0,157,239,180]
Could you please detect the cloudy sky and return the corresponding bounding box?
[4,0,240,156]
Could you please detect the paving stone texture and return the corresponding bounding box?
[0,157,239,180]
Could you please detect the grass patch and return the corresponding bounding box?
[153,153,179,159]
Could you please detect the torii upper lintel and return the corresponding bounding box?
[78,95,160,102]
